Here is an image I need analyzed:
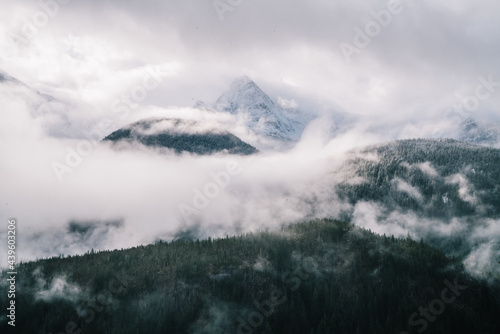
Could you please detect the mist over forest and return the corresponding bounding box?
[1,0,500,333]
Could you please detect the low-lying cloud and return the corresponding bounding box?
[1,76,499,282]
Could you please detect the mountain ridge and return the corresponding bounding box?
[103,117,258,155]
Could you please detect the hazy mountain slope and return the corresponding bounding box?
[0,71,20,84]
[458,117,499,146]
[103,117,258,155]
[0,70,73,137]
[2,219,498,334]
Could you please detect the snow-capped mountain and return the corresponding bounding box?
[197,76,311,142]
[458,117,499,146]
[436,109,500,147]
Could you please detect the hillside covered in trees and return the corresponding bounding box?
[103,118,258,155]
[337,139,500,219]
[334,139,500,271]
[2,219,499,334]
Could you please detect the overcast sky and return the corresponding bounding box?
[1,0,500,266]
[1,0,500,121]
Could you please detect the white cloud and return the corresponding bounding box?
[393,178,423,201]
[416,162,439,177]
[35,273,83,303]
[446,173,477,204]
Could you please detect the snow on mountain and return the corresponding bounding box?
[435,110,500,146]
[457,117,499,146]
[199,76,312,142]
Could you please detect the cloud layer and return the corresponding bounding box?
[1,0,499,280]
[2,0,500,122]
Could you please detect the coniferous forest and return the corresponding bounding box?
[2,219,499,334]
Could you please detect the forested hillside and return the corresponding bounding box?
[103,118,258,155]
[2,220,499,334]
[338,139,500,219]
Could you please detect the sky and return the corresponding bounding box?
[1,0,500,121]
[0,0,500,273]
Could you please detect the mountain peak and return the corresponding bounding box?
[191,75,311,143]
[215,76,274,114]
[0,70,17,83]
[208,75,310,142]
[229,75,255,89]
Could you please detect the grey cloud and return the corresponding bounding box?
[3,0,500,121]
